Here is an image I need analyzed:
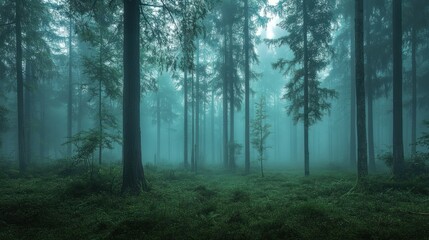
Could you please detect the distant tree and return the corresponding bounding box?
[16,0,26,172]
[268,0,336,176]
[392,0,404,177]
[355,0,368,181]
[403,0,429,155]
[251,97,271,177]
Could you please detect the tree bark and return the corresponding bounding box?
[392,0,404,177]
[122,0,147,194]
[303,0,309,176]
[244,0,250,174]
[355,0,368,180]
[16,0,26,173]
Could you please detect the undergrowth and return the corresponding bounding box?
[0,162,428,240]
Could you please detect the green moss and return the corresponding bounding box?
[0,163,428,240]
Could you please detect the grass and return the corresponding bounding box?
[0,161,428,240]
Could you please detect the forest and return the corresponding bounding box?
[1,0,429,239]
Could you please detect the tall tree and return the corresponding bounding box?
[122,0,147,194]
[364,1,375,171]
[355,0,368,180]
[392,0,404,177]
[269,0,336,176]
[16,0,26,172]
[67,17,73,158]
[244,0,250,174]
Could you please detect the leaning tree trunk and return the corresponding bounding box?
[16,0,26,173]
[303,0,310,176]
[392,0,404,177]
[355,0,368,181]
[122,0,147,194]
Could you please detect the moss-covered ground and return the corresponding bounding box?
[0,162,428,240]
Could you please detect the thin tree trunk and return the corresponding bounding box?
[195,40,200,172]
[157,90,160,165]
[211,90,215,163]
[303,0,309,176]
[244,0,250,174]
[222,28,229,169]
[25,61,32,163]
[39,79,46,160]
[98,38,102,165]
[67,17,73,158]
[350,12,357,167]
[122,0,147,194]
[184,70,189,168]
[355,0,368,180]
[411,26,417,155]
[228,25,235,170]
[365,5,375,171]
[191,71,195,171]
[16,0,26,172]
[392,0,404,177]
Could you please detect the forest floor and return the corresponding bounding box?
[0,161,428,240]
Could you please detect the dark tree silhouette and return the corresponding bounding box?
[122,0,147,194]
[355,0,368,180]
[392,0,404,177]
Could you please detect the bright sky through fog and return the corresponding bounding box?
[266,0,280,39]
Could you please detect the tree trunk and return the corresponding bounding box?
[303,0,309,176]
[195,40,200,172]
[222,28,229,169]
[365,5,375,171]
[157,90,160,165]
[67,17,73,158]
[350,12,357,168]
[392,0,404,177]
[355,0,368,180]
[244,0,250,174]
[228,25,235,171]
[411,26,417,155]
[98,40,102,165]
[122,0,147,194]
[184,69,189,168]
[16,0,26,173]
[211,90,215,163]
[191,71,195,171]
[39,79,46,160]
[25,61,32,163]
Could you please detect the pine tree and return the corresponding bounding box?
[269,0,336,176]
[251,97,271,177]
